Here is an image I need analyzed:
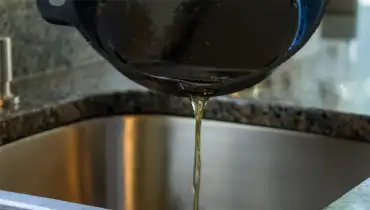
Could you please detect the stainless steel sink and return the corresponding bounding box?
[0,115,369,210]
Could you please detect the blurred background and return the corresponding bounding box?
[0,0,369,114]
[235,0,368,113]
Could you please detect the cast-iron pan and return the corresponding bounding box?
[36,0,328,96]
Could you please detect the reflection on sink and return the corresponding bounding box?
[0,115,369,210]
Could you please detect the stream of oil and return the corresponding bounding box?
[190,96,208,210]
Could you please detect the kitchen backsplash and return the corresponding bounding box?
[0,0,103,78]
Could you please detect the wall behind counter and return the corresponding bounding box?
[0,0,103,79]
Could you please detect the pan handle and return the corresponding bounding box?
[36,0,78,26]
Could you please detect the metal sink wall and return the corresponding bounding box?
[0,115,369,210]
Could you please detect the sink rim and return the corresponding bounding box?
[5,115,365,149]
[0,91,369,145]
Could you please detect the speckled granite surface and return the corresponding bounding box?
[0,62,370,145]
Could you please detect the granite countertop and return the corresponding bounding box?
[0,61,370,145]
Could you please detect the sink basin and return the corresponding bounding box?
[0,115,369,210]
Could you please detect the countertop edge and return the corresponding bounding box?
[1,90,369,145]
